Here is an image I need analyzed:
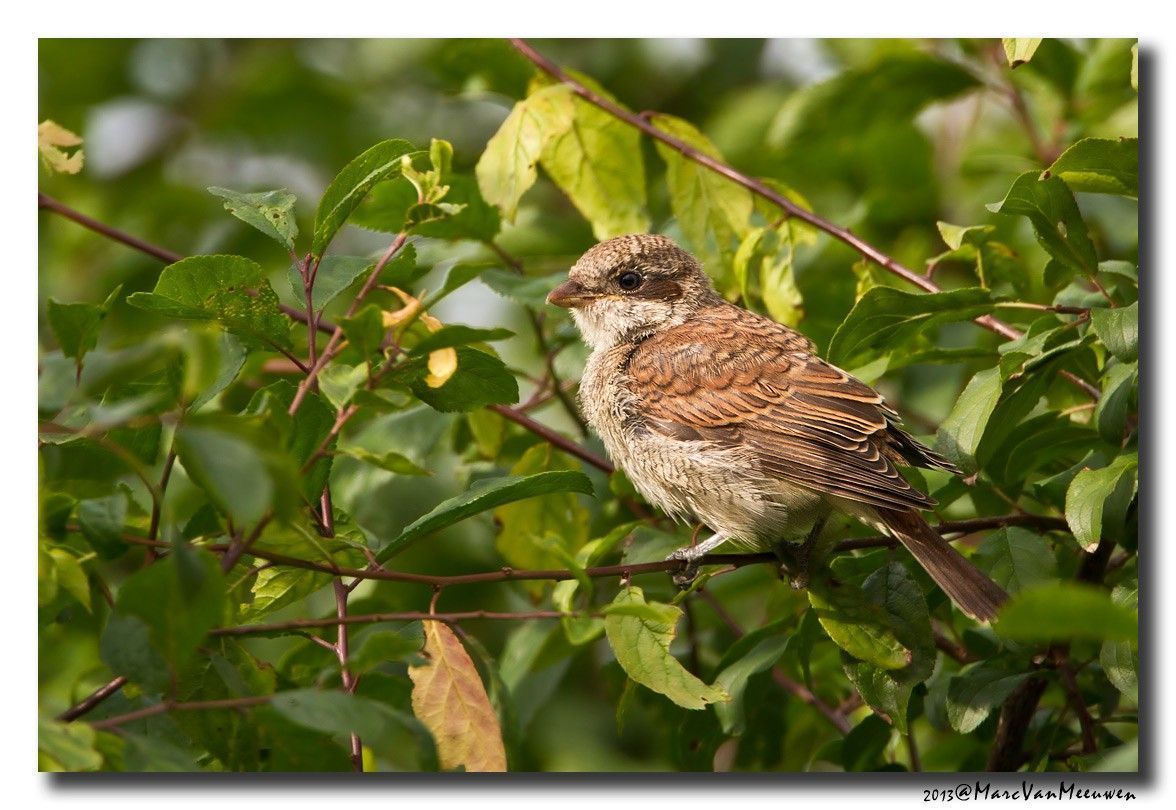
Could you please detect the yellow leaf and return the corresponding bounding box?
[38,120,84,175]
[380,286,422,328]
[408,620,507,772]
[425,347,457,388]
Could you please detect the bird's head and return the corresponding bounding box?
[547,234,721,350]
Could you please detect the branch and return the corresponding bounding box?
[287,233,409,416]
[88,694,273,732]
[87,511,1067,590]
[56,676,128,722]
[506,40,1099,402]
[39,192,183,264]
[489,404,612,473]
[210,609,573,637]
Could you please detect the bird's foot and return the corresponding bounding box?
[666,547,701,588]
[664,532,728,589]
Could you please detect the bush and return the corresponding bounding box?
[38,38,1138,773]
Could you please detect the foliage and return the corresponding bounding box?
[39,38,1137,773]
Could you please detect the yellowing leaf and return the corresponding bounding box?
[425,347,458,388]
[381,286,424,328]
[408,620,507,772]
[38,120,84,175]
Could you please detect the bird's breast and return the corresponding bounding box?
[577,346,825,546]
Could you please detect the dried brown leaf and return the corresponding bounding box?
[408,620,507,772]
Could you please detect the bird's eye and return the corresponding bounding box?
[617,271,642,291]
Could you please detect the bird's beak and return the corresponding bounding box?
[547,279,594,309]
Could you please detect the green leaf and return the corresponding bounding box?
[1100,586,1138,701]
[988,172,1098,277]
[244,565,330,620]
[408,346,519,413]
[127,255,291,349]
[713,621,792,734]
[476,84,573,222]
[538,80,650,239]
[410,325,513,355]
[270,689,437,769]
[46,285,120,368]
[836,561,935,732]
[313,139,419,257]
[604,586,728,710]
[934,366,1003,473]
[1048,138,1138,198]
[287,255,374,315]
[121,731,203,772]
[1091,302,1138,362]
[355,174,501,242]
[319,363,367,410]
[770,52,979,149]
[207,186,299,249]
[974,527,1057,595]
[377,471,593,562]
[340,304,386,362]
[650,113,753,286]
[112,546,227,673]
[338,445,430,476]
[946,663,1033,733]
[995,581,1138,643]
[1095,362,1137,443]
[39,718,103,771]
[807,575,911,671]
[481,268,565,308]
[77,491,128,559]
[734,226,804,326]
[842,714,892,771]
[48,548,91,612]
[1002,38,1042,68]
[1065,453,1138,551]
[828,286,993,368]
[188,331,248,412]
[174,417,298,526]
[495,444,591,575]
[245,381,337,504]
[348,626,427,674]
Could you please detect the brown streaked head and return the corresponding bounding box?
[549,234,722,350]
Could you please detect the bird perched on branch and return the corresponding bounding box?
[547,233,1008,622]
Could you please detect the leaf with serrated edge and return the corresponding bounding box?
[409,620,507,772]
[604,587,728,710]
[313,139,419,256]
[1049,138,1138,198]
[208,187,298,249]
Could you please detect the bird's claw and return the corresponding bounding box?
[666,547,701,589]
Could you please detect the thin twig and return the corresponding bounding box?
[333,580,363,772]
[287,233,409,416]
[56,676,128,722]
[211,609,573,637]
[88,694,273,732]
[39,192,182,264]
[81,511,1066,590]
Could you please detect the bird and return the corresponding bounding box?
[546,233,1009,622]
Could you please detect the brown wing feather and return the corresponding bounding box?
[627,305,943,512]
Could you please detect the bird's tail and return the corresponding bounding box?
[878,508,1009,623]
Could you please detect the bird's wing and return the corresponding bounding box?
[626,306,939,512]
